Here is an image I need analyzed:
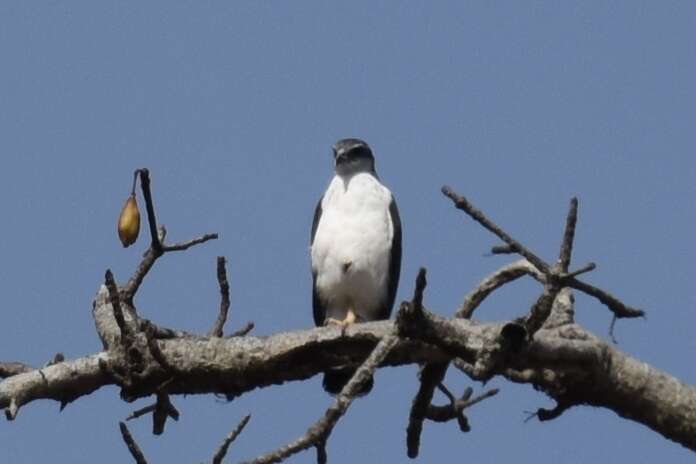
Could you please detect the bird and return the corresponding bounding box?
[310,138,402,395]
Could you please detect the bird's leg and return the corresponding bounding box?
[324,308,357,335]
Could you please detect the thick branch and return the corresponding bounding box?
[2,309,694,451]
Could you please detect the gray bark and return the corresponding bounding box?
[1,285,694,452]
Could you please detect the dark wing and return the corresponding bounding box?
[311,197,326,326]
[377,195,402,320]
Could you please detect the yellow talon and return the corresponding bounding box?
[324,309,358,335]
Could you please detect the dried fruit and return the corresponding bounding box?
[118,193,140,247]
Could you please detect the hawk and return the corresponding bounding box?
[310,138,402,395]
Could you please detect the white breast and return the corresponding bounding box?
[311,173,394,321]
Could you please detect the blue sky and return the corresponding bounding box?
[1,2,695,462]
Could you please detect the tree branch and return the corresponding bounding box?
[0,362,34,379]
[3,306,694,451]
[244,334,399,463]
[119,421,148,464]
[442,185,551,274]
[456,259,542,319]
[210,256,231,337]
[212,414,251,464]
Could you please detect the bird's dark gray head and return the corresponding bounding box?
[333,138,375,177]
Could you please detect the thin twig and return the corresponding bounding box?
[406,363,448,458]
[568,278,645,319]
[244,334,399,464]
[534,399,572,422]
[162,233,219,252]
[105,269,131,342]
[228,321,255,337]
[404,268,444,458]
[212,414,251,464]
[436,383,457,404]
[561,262,596,279]
[315,441,328,464]
[143,322,178,375]
[153,391,179,435]
[443,187,644,325]
[126,404,156,421]
[609,315,619,344]
[119,422,148,464]
[412,267,427,312]
[0,362,34,379]
[138,169,162,255]
[425,388,499,423]
[442,186,550,274]
[120,169,218,304]
[557,197,578,272]
[456,260,543,319]
[489,244,516,255]
[525,284,560,336]
[210,256,231,337]
[397,269,429,337]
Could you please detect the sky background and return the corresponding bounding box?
[1,2,695,463]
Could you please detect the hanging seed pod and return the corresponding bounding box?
[117,171,141,247]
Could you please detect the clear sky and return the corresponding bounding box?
[1,2,695,463]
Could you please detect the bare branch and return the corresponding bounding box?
[104,269,131,342]
[426,388,499,423]
[443,187,643,327]
[456,260,543,319]
[567,278,645,319]
[211,414,251,464]
[210,256,231,337]
[244,334,399,464]
[1,312,691,450]
[442,185,550,274]
[315,441,328,464]
[557,197,578,272]
[412,267,427,312]
[161,234,218,252]
[535,399,572,422]
[119,421,148,464]
[228,321,255,337]
[0,362,33,379]
[125,404,156,421]
[406,363,448,458]
[119,169,218,304]
[152,391,179,435]
[561,262,596,279]
[489,244,516,255]
[143,322,179,376]
[526,284,561,336]
[609,315,619,344]
[137,168,162,255]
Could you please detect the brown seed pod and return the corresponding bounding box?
[118,193,140,247]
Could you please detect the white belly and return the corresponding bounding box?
[311,173,394,321]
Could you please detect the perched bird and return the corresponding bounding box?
[310,138,402,395]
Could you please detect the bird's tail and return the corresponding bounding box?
[322,368,373,396]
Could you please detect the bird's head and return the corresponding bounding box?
[333,138,375,177]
